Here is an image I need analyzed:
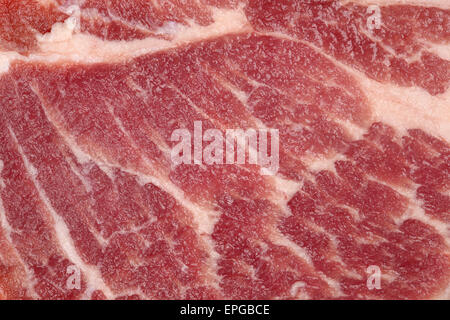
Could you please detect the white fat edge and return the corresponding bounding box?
[425,42,450,61]
[0,55,10,75]
[35,0,58,6]
[304,153,348,174]
[34,6,250,64]
[37,9,80,43]
[221,80,250,106]
[289,281,309,299]
[341,0,450,9]
[172,6,251,44]
[69,141,94,168]
[270,232,314,266]
[154,21,185,36]
[95,287,149,300]
[7,126,115,300]
[438,284,450,300]
[0,52,22,75]
[272,177,301,205]
[334,118,367,141]
[358,75,450,141]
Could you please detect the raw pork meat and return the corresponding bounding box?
[0,0,449,299]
